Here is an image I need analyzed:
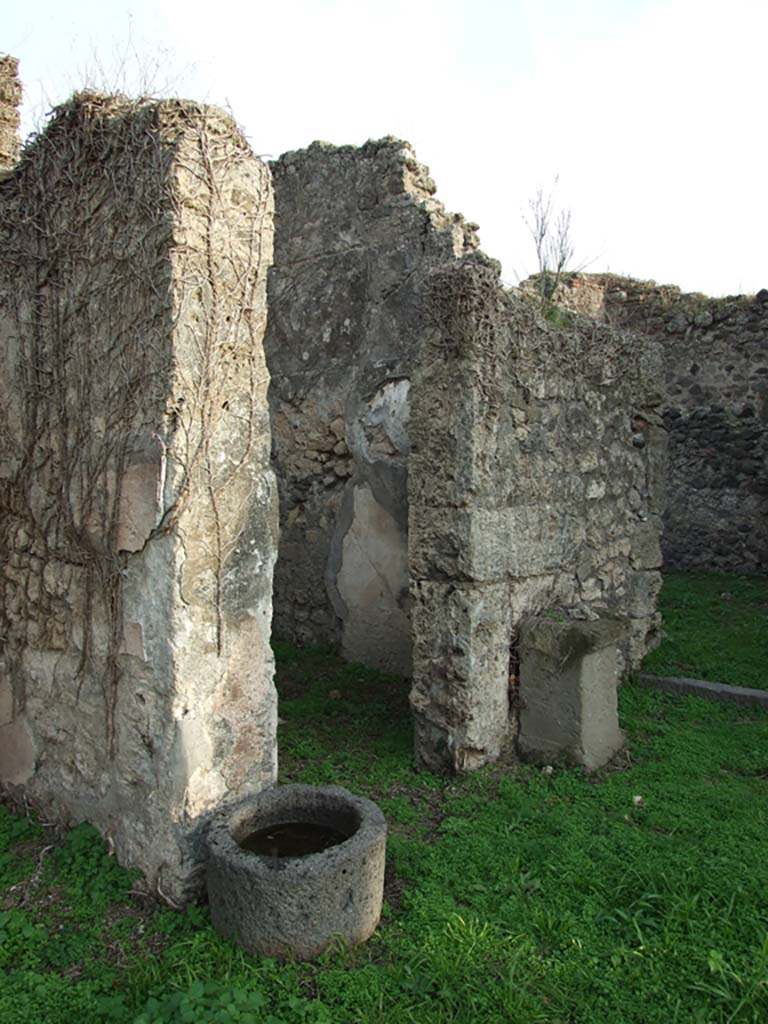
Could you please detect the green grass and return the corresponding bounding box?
[642,571,768,688]
[2,594,768,1023]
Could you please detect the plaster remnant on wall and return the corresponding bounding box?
[357,378,411,460]
[335,482,411,673]
[0,672,13,725]
[120,621,147,661]
[115,442,166,553]
[0,715,36,784]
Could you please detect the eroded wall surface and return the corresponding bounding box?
[265,139,478,673]
[0,55,21,170]
[409,255,666,772]
[550,274,768,573]
[0,95,277,901]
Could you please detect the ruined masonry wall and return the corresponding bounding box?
[552,274,768,573]
[0,96,278,902]
[265,139,478,674]
[409,256,666,772]
[0,55,21,170]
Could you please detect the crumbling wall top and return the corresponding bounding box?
[270,136,480,269]
[527,270,767,329]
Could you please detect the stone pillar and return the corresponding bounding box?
[517,618,625,771]
[408,254,514,772]
[0,96,277,903]
[409,252,664,774]
[0,55,21,170]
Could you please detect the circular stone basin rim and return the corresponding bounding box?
[209,786,382,865]
[226,796,364,862]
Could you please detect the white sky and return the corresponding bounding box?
[6,0,768,295]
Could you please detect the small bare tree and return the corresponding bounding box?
[523,176,581,303]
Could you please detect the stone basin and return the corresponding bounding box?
[206,784,386,960]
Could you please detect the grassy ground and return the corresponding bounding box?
[2,633,768,1023]
[641,571,768,688]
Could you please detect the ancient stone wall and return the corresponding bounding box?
[0,55,21,170]
[409,256,666,772]
[0,95,277,902]
[549,274,768,573]
[265,139,478,674]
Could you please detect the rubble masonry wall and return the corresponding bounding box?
[552,274,768,573]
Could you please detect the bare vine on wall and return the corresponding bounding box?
[0,93,270,756]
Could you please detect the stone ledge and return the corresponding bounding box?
[636,673,768,709]
[520,616,625,662]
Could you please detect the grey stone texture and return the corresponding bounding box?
[518,617,625,770]
[0,94,278,902]
[409,255,666,772]
[637,673,768,709]
[264,139,478,674]
[548,274,768,573]
[206,784,386,960]
[0,56,21,171]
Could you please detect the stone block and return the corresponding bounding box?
[518,617,625,771]
[408,504,586,583]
